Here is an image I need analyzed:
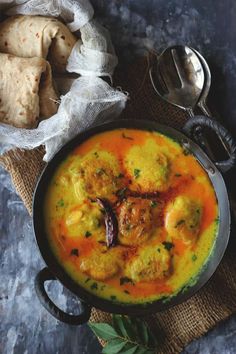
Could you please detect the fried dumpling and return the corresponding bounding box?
[80,249,121,281]
[165,196,202,244]
[117,197,160,246]
[70,150,123,201]
[124,139,170,193]
[125,245,171,282]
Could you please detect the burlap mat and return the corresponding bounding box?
[1,55,236,354]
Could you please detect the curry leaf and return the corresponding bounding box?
[162,241,174,251]
[89,323,118,341]
[121,344,139,354]
[102,338,126,354]
[134,169,141,179]
[112,315,129,338]
[89,315,157,354]
[136,320,149,345]
[147,327,158,347]
[122,317,139,341]
[135,346,153,354]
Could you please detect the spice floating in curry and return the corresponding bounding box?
[44,128,218,304]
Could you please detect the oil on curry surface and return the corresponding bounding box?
[44,128,218,304]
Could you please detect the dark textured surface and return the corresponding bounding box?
[1,1,236,353]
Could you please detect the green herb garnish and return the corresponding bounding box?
[183,148,191,156]
[175,173,182,177]
[116,187,127,199]
[57,199,64,207]
[192,254,197,262]
[134,168,141,179]
[120,277,134,286]
[70,248,79,257]
[90,282,98,290]
[89,314,157,354]
[175,219,185,228]
[162,241,174,251]
[150,200,158,208]
[110,295,117,301]
[85,231,92,238]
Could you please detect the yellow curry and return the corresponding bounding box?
[44,128,218,304]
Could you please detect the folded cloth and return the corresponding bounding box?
[0,53,58,128]
[0,15,78,73]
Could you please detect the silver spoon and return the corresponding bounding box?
[149,45,228,156]
[149,45,205,117]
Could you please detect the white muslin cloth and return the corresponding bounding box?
[0,0,127,161]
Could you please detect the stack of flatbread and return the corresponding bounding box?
[0,15,77,128]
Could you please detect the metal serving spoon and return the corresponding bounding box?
[149,45,228,157]
[149,45,205,117]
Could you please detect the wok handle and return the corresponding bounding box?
[35,267,91,325]
[183,116,236,173]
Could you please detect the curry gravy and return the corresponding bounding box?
[44,129,218,304]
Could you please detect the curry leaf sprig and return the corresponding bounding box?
[89,314,158,354]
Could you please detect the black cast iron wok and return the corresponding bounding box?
[33,116,236,325]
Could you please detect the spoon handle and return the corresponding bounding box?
[197,100,212,117]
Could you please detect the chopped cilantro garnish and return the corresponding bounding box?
[134,168,141,179]
[162,241,174,251]
[116,187,127,199]
[90,282,98,290]
[192,254,197,262]
[57,199,64,207]
[85,231,92,238]
[120,277,134,286]
[70,248,79,257]
[175,219,185,228]
[183,148,191,156]
[150,200,158,208]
